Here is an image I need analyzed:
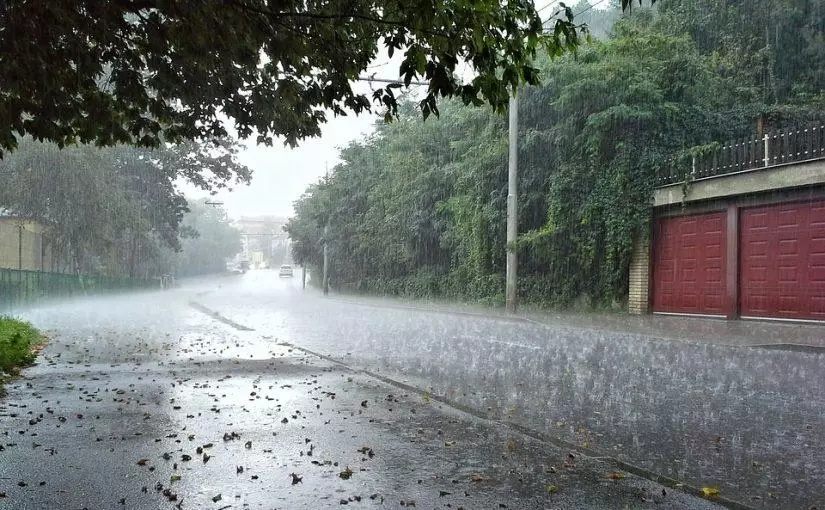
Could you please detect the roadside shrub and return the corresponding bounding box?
[0,318,41,375]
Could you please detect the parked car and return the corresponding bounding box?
[279,264,294,277]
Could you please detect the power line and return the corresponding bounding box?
[542,4,566,24]
[543,0,609,25]
[357,76,428,86]
[536,0,560,15]
[575,0,610,17]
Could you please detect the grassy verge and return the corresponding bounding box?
[0,317,43,393]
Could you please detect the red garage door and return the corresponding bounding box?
[652,212,727,315]
[740,201,825,320]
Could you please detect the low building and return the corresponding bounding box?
[0,213,54,271]
[630,122,825,322]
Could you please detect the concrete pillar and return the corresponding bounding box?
[724,204,739,319]
[628,233,651,315]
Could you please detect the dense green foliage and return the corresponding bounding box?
[0,139,247,278]
[0,0,652,154]
[288,2,825,308]
[0,317,40,378]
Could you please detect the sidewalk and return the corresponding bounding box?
[325,293,825,349]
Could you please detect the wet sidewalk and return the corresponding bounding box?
[522,311,825,349]
[325,293,825,349]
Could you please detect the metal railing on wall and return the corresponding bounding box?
[656,122,825,186]
[0,269,157,311]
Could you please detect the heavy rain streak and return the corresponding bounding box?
[1,1,824,509]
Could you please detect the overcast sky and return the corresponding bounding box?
[181,62,402,221]
[186,111,379,220]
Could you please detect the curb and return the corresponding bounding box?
[188,300,255,331]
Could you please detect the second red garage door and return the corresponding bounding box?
[740,201,825,320]
[652,212,727,315]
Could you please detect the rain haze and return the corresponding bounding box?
[1,2,824,510]
[182,104,379,219]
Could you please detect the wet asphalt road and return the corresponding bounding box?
[0,276,722,510]
[192,271,825,509]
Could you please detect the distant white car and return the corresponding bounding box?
[279,264,294,277]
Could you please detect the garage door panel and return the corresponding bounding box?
[740,200,825,320]
[653,212,727,315]
[705,267,722,280]
[742,212,768,230]
[778,239,798,254]
[810,205,825,225]
[778,268,799,283]
[778,210,801,227]
[743,294,768,315]
[810,271,825,282]
[811,296,825,316]
[704,244,723,258]
[703,293,724,311]
[745,239,768,255]
[681,294,698,309]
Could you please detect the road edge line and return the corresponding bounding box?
[188,300,255,331]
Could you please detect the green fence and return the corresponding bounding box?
[0,268,157,311]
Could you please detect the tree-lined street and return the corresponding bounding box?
[2,2,825,509]
[0,277,726,509]
[3,272,821,508]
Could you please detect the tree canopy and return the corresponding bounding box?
[287,1,825,308]
[0,0,649,155]
[0,138,249,277]
[171,199,243,278]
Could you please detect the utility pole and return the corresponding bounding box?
[17,223,24,304]
[17,223,23,272]
[505,94,519,313]
[322,162,331,296]
[322,223,330,296]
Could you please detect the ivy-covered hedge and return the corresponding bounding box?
[288,4,825,308]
